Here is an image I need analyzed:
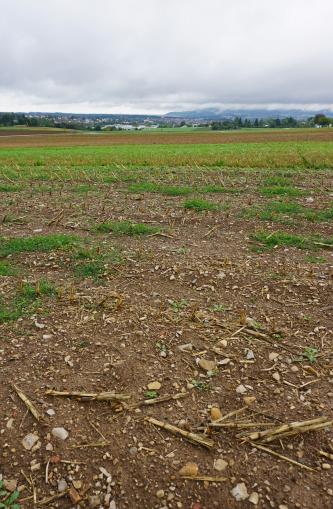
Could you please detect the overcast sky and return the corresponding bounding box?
[1,0,332,114]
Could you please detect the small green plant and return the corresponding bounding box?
[184,198,221,212]
[155,340,168,355]
[191,379,210,391]
[0,479,20,508]
[210,304,226,312]
[302,347,318,363]
[144,390,158,399]
[175,247,188,254]
[78,339,90,348]
[95,220,160,236]
[170,299,188,313]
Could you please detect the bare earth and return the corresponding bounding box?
[1,128,333,148]
[0,169,333,509]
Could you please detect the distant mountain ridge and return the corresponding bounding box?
[165,107,331,120]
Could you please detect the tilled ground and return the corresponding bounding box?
[0,178,333,509]
[1,128,333,148]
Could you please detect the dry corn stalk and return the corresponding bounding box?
[146,416,214,449]
[45,389,130,402]
[318,449,333,461]
[250,442,315,472]
[12,384,45,424]
[240,416,332,443]
[136,392,187,407]
[71,440,111,449]
[211,405,248,424]
[181,475,227,482]
[210,421,276,429]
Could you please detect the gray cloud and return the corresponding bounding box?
[1,0,332,113]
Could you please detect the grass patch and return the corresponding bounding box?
[128,182,193,196]
[72,184,92,193]
[304,255,327,264]
[263,177,293,186]
[95,220,160,236]
[0,183,21,192]
[251,231,333,250]
[0,234,77,257]
[0,261,17,276]
[259,186,305,197]
[200,184,240,194]
[302,207,333,222]
[245,200,333,223]
[184,198,221,211]
[0,279,56,323]
[73,247,123,279]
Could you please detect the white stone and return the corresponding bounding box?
[52,427,69,440]
[236,384,247,394]
[214,458,228,472]
[231,482,249,501]
[58,479,68,492]
[249,492,259,505]
[22,433,39,450]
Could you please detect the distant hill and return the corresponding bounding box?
[165,107,332,120]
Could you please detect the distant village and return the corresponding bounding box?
[0,111,331,130]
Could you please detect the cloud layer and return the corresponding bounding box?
[1,0,332,113]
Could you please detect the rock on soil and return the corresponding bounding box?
[22,433,39,450]
[231,482,249,501]
[51,427,69,440]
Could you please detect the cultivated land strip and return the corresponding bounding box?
[0,131,332,508]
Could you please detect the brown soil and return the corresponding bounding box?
[1,128,333,148]
[0,178,333,509]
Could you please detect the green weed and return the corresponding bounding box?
[170,299,188,313]
[144,390,158,399]
[191,379,210,391]
[302,347,319,363]
[0,480,20,508]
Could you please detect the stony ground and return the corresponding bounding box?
[0,166,333,509]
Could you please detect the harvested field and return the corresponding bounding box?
[0,132,333,509]
[1,127,333,148]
